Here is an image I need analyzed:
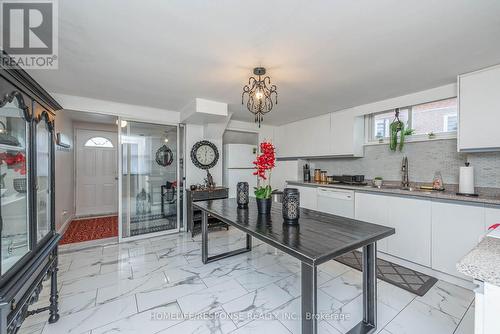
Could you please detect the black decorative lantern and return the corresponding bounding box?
[282,188,300,224]
[237,182,249,208]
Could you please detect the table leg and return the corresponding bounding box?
[201,210,252,264]
[301,262,317,334]
[201,210,210,263]
[347,242,377,334]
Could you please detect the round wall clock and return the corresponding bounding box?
[190,140,219,170]
[155,145,174,167]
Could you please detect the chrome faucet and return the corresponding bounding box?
[401,156,410,189]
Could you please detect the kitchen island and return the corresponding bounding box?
[457,236,500,334]
[194,199,395,334]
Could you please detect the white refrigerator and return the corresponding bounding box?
[223,144,258,198]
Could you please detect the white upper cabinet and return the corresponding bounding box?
[275,114,331,158]
[275,112,364,158]
[458,64,500,152]
[330,111,364,157]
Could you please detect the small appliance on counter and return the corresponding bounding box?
[303,164,311,182]
[328,175,367,185]
[457,162,478,197]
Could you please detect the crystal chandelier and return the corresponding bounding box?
[241,67,278,127]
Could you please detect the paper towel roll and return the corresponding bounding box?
[459,166,475,194]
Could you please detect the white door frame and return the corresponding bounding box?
[74,128,118,217]
[118,117,181,243]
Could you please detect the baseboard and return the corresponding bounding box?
[58,213,75,236]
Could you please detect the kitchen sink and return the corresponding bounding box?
[400,187,433,194]
[374,184,434,193]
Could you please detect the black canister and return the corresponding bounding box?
[236,182,249,208]
[282,188,300,224]
[303,164,311,182]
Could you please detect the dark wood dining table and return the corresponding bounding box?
[194,199,395,334]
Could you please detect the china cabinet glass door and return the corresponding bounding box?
[35,113,52,242]
[0,96,30,274]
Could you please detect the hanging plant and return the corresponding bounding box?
[389,108,405,151]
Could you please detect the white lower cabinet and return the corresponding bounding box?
[354,192,390,253]
[316,187,494,280]
[431,201,486,278]
[387,196,432,266]
[292,185,317,210]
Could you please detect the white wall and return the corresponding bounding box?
[73,121,117,133]
[185,124,220,187]
[185,121,282,189]
[338,83,457,117]
[52,93,180,124]
[54,110,75,232]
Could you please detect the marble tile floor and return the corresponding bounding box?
[19,228,475,334]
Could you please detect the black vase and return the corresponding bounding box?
[237,182,249,208]
[283,188,300,225]
[256,198,272,215]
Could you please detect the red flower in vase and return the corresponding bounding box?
[0,152,27,175]
[253,142,275,180]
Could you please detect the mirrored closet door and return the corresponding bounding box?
[119,120,179,239]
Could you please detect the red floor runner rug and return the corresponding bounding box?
[60,216,118,245]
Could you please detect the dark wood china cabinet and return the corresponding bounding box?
[0,52,61,334]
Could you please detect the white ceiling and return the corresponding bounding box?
[28,0,500,125]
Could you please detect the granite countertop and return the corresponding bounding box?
[457,236,500,286]
[287,180,500,206]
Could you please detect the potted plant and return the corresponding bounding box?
[253,141,275,215]
[404,128,416,136]
[373,176,383,188]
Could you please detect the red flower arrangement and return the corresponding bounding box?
[252,141,275,199]
[0,152,26,175]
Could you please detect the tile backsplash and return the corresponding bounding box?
[308,139,500,188]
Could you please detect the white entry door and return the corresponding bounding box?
[76,129,118,216]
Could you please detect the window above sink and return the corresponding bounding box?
[366,97,457,145]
